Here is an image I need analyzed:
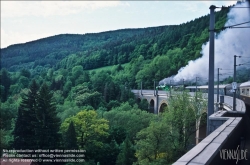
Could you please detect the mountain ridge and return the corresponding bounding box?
[1,8,229,76]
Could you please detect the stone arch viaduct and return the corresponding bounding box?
[132,89,169,114]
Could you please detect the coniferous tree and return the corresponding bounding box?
[108,81,116,101]
[64,121,78,149]
[0,68,11,102]
[104,82,109,102]
[36,83,61,149]
[13,79,39,149]
[13,109,26,149]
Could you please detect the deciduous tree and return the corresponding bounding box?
[60,110,109,148]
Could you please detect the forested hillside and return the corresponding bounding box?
[2,6,245,165]
[2,8,227,72]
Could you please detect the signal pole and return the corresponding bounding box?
[140,81,143,96]
[233,55,241,111]
[182,79,185,93]
[154,80,156,96]
[170,80,172,97]
[196,77,199,100]
[217,68,221,103]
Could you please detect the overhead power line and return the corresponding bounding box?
[224,21,250,29]
[208,19,250,32]
[216,5,250,9]
[241,61,250,64]
[230,26,250,28]
[228,21,250,27]
[211,21,250,32]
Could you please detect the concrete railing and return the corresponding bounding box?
[173,97,247,165]
[173,116,243,165]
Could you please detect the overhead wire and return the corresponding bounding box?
[216,4,250,9]
[229,7,250,8]
[212,5,250,31]
[218,21,250,31]
[227,21,250,27]
[230,26,250,28]
[216,6,250,9]
[239,61,250,65]
[223,73,234,75]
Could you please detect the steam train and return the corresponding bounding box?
[185,81,250,106]
[158,80,250,106]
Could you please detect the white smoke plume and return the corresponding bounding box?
[161,2,250,85]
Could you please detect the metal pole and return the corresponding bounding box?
[196,77,198,99]
[154,80,156,96]
[170,80,172,97]
[182,79,185,93]
[156,81,159,114]
[207,5,216,136]
[141,81,142,96]
[217,68,220,103]
[233,55,237,111]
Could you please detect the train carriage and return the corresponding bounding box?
[186,81,250,106]
[185,84,229,95]
[240,81,250,106]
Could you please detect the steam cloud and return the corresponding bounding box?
[161,2,250,85]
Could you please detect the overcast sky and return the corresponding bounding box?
[1,1,237,48]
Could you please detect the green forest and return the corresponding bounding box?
[0,6,249,165]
